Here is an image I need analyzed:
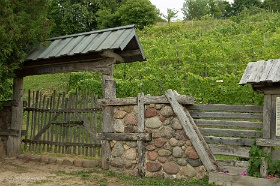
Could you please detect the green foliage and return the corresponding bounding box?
[231,0,262,16]
[66,12,280,105]
[47,0,99,36]
[162,8,179,23]
[0,0,50,100]
[67,72,102,97]
[262,0,280,12]
[182,0,231,20]
[248,142,280,178]
[116,0,159,29]
[248,142,263,177]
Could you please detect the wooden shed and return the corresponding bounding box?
[239,59,280,144]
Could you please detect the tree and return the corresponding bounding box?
[47,0,99,36]
[162,8,179,23]
[263,0,280,12]
[182,0,209,20]
[231,0,262,16]
[115,0,159,29]
[0,0,50,100]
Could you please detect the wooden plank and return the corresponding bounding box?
[209,172,280,186]
[33,112,61,140]
[7,77,24,157]
[0,130,20,136]
[190,111,263,120]
[216,160,249,168]
[0,100,17,107]
[187,104,263,113]
[257,139,280,146]
[195,119,262,129]
[102,76,115,170]
[137,93,145,176]
[24,90,31,150]
[17,58,116,77]
[239,62,255,85]
[247,60,265,83]
[209,144,250,158]
[49,90,56,152]
[204,136,254,146]
[97,95,194,106]
[22,139,101,147]
[200,128,262,138]
[24,108,101,112]
[271,95,278,138]
[37,92,43,152]
[100,133,152,141]
[165,89,219,172]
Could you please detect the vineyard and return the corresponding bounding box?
[27,11,280,105]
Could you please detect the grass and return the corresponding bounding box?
[23,73,70,99]
[53,169,217,186]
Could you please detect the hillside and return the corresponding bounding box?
[25,11,280,105]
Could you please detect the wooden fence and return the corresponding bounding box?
[186,104,263,168]
[22,89,102,157]
[21,90,263,166]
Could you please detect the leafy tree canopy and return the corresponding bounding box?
[0,0,50,100]
[47,0,99,36]
[262,0,280,12]
[162,8,179,23]
[182,0,230,20]
[114,0,159,29]
[231,0,262,16]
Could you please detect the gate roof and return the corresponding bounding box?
[17,25,146,77]
[239,59,280,85]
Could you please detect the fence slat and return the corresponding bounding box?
[204,136,255,146]
[190,111,263,120]
[187,104,263,113]
[195,119,262,129]
[209,144,250,158]
[200,128,262,138]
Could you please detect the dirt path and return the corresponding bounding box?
[0,158,124,186]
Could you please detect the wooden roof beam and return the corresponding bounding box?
[100,50,124,63]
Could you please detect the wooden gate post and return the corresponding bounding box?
[7,77,23,157]
[101,71,116,169]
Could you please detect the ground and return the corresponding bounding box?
[0,158,123,186]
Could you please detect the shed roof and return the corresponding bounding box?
[17,25,146,77]
[239,59,280,85]
[25,25,145,62]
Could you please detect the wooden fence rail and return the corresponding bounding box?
[186,104,263,168]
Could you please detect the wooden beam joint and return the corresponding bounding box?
[99,133,152,141]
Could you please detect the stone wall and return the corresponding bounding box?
[0,104,12,158]
[109,103,207,179]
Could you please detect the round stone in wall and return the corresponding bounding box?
[111,142,124,157]
[171,118,182,130]
[160,106,174,117]
[173,146,184,158]
[113,119,124,133]
[158,149,172,156]
[163,161,179,175]
[145,117,162,129]
[114,110,127,119]
[123,148,137,160]
[124,113,138,126]
[146,162,162,172]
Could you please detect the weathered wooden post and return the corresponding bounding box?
[7,77,24,157]
[101,66,116,169]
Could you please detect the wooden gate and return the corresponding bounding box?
[22,89,102,157]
